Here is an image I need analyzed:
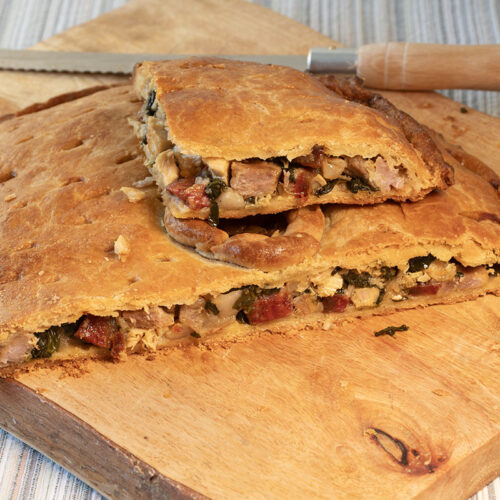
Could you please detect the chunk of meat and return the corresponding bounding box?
[247,292,293,324]
[351,287,381,308]
[347,155,403,193]
[166,178,211,210]
[284,168,316,202]
[369,157,404,192]
[293,294,321,315]
[294,146,326,169]
[174,151,203,178]
[457,268,489,290]
[146,116,172,157]
[322,295,351,313]
[179,299,233,335]
[121,307,174,331]
[408,283,441,296]
[0,334,33,365]
[230,161,281,198]
[75,315,119,349]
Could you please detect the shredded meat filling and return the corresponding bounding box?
[230,161,282,198]
[6,258,496,366]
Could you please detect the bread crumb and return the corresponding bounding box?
[114,235,130,262]
[133,176,154,188]
[120,186,146,203]
[4,193,16,202]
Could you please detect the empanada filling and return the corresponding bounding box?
[3,258,498,366]
[131,91,410,219]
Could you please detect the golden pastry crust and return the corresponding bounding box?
[164,206,325,271]
[0,84,498,374]
[132,58,454,219]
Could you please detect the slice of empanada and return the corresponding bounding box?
[0,85,498,376]
[131,58,453,223]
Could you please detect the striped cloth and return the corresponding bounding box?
[0,1,499,499]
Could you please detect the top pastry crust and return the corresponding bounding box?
[0,85,497,350]
[132,58,453,219]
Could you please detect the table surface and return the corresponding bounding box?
[0,0,499,499]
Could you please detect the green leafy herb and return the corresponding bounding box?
[245,196,256,204]
[342,269,372,288]
[204,300,219,315]
[236,310,249,324]
[380,266,398,281]
[31,328,61,359]
[407,255,436,273]
[190,332,201,338]
[233,286,259,311]
[205,178,227,200]
[346,177,377,193]
[315,179,339,196]
[375,287,386,305]
[141,135,148,145]
[374,324,409,337]
[145,90,156,116]
[233,286,278,312]
[455,271,464,279]
[208,202,219,227]
[286,166,296,183]
[460,106,468,114]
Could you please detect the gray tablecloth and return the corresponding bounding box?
[0,0,499,498]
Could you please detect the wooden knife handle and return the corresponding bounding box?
[358,42,500,90]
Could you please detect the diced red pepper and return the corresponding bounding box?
[322,295,351,313]
[408,283,441,296]
[247,292,293,324]
[74,315,118,349]
[166,178,211,210]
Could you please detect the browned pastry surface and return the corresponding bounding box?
[0,85,498,371]
[164,206,325,271]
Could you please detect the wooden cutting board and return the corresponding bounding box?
[0,1,499,499]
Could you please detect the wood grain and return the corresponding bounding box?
[0,380,207,500]
[358,43,500,90]
[0,0,499,498]
[10,297,500,499]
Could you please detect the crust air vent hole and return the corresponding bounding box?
[129,276,141,284]
[62,176,86,186]
[61,138,84,151]
[0,171,16,184]
[115,153,139,165]
[15,135,33,145]
[156,256,171,263]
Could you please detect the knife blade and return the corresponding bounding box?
[1,44,499,90]
[0,49,319,74]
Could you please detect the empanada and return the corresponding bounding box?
[132,58,453,224]
[0,85,498,376]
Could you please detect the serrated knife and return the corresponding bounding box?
[1,43,499,90]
